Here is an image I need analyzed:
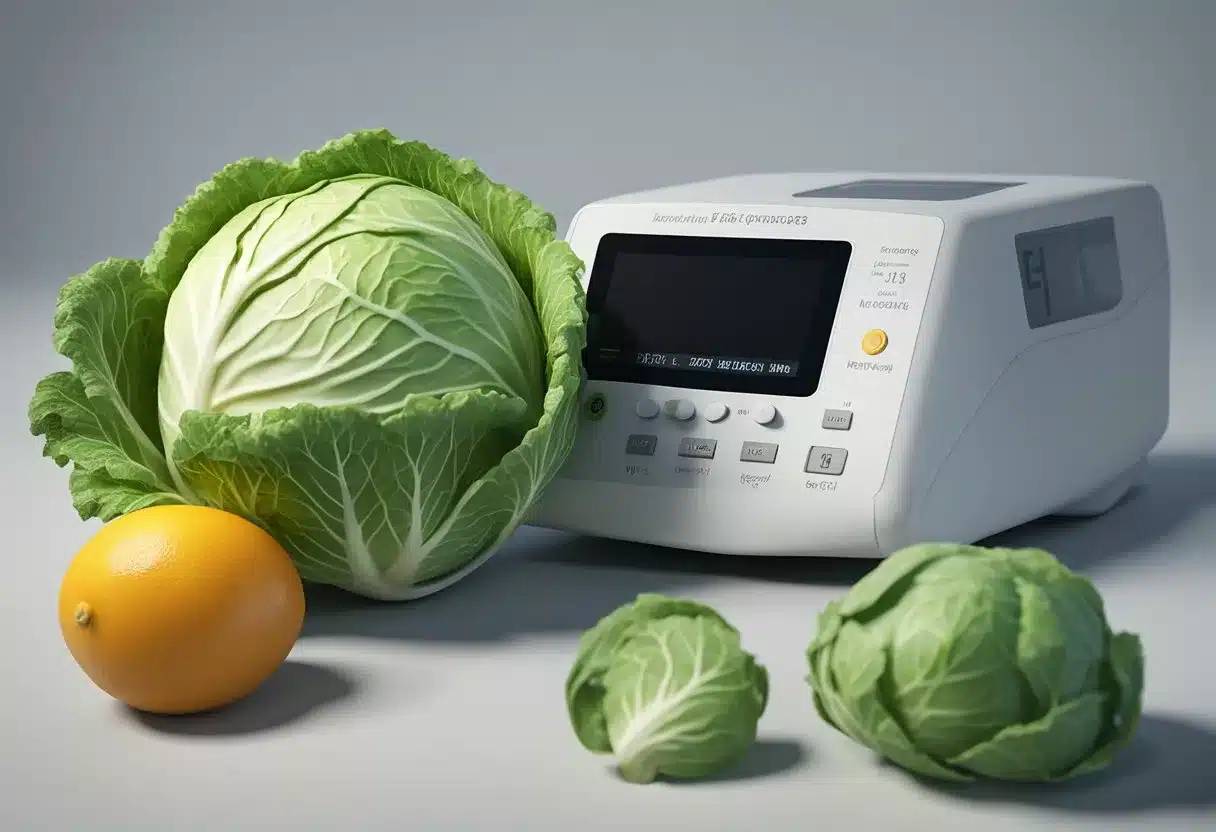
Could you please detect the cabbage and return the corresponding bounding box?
[29,129,586,600]
[806,543,1144,782]
[566,594,770,783]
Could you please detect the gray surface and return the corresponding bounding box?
[2,1,1214,829]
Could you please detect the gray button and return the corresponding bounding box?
[635,398,660,419]
[822,409,853,430]
[625,434,658,456]
[678,437,718,459]
[806,446,848,475]
[739,441,779,464]
[664,398,696,421]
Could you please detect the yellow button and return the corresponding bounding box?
[861,329,888,355]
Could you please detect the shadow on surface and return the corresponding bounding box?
[656,737,811,785]
[300,451,1214,644]
[909,714,1216,813]
[982,451,1216,573]
[528,537,877,588]
[301,527,721,643]
[539,450,1216,584]
[301,526,875,643]
[124,660,359,736]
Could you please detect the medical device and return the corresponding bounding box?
[529,173,1170,557]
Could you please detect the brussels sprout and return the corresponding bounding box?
[806,543,1144,782]
[566,594,770,783]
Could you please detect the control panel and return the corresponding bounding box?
[596,391,851,472]
[565,379,869,497]
[544,200,945,525]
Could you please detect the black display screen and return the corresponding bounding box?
[583,234,852,396]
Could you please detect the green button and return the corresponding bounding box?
[583,392,607,421]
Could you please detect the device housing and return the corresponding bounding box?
[528,173,1170,557]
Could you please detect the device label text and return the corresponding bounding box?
[710,211,809,227]
[859,298,910,311]
[648,211,810,228]
[846,360,894,374]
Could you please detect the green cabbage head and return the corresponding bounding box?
[806,543,1144,782]
[29,129,586,600]
[566,594,770,783]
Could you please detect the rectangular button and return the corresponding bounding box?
[625,434,658,456]
[739,441,779,464]
[806,446,848,475]
[678,437,718,459]
[822,409,853,430]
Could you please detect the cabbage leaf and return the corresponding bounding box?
[29,129,586,600]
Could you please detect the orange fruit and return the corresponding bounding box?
[58,504,306,715]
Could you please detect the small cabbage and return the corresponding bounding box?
[566,594,770,783]
[806,543,1144,782]
[29,129,586,600]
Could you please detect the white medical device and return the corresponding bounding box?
[528,174,1170,558]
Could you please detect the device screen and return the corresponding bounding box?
[583,233,852,396]
[1015,216,1124,329]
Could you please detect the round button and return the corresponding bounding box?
[753,403,778,425]
[861,329,889,356]
[583,391,607,421]
[704,402,729,423]
[635,398,660,419]
[664,398,696,421]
